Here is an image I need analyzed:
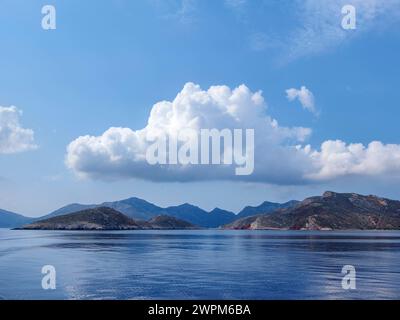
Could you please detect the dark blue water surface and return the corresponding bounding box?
[1,229,400,300]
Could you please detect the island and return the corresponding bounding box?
[224,191,400,230]
[18,207,198,230]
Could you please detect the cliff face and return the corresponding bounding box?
[224,192,400,230]
[19,207,196,230]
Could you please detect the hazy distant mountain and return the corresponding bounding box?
[208,208,237,227]
[101,197,167,220]
[0,209,32,228]
[225,191,400,230]
[40,196,297,228]
[148,215,197,229]
[43,199,236,228]
[42,203,97,219]
[20,207,196,231]
[42,197,164,221]
[237,200,299,219]
[165,204,236,228]
[9,191,400,231]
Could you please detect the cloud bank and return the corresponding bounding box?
[0,106,37,154]
[307,140,400,181]
[66,83,400,185]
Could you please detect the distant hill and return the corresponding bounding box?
[19,207,196,230]
[208,208,237,226]
[0,209,33,228]
[42,198,237,228]
[37,196,298,228]
[225,191,400,230]
[41,203,97,220]
[102,197,167,221]
[165,204,236,228]
[237,200,299,219]
[7,192,400,231]
[40,197,166,221]
[148,215,197,229]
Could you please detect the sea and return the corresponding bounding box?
[0,229,399,300]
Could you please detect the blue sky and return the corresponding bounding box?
[0,0,400,216]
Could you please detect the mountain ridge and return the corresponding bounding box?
[237,200,300,218]
[40,198,286,229]
[224,191,400,230]
[5,191,400,230]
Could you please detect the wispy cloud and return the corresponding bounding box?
[286,86,317,115]
[223,0,400,63]
[149,0,197,24]
[283,0,400,63]
[224,0,247,10]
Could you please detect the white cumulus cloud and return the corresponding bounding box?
[0,106,37,154]
[66,83,400,185]
[66,83,313,184]
[307,140,400,181]
[286,86,316,114]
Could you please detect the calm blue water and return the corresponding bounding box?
[0,229,400,300]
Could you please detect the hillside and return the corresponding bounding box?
[41,198,238,228]
[225,191,400,230]
[148,215,197,229]
[237,200,299,218]
[19,207,196,231]
[0,209,33,228]
[20,207,145,230]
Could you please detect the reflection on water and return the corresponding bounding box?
[0,229,400,300]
